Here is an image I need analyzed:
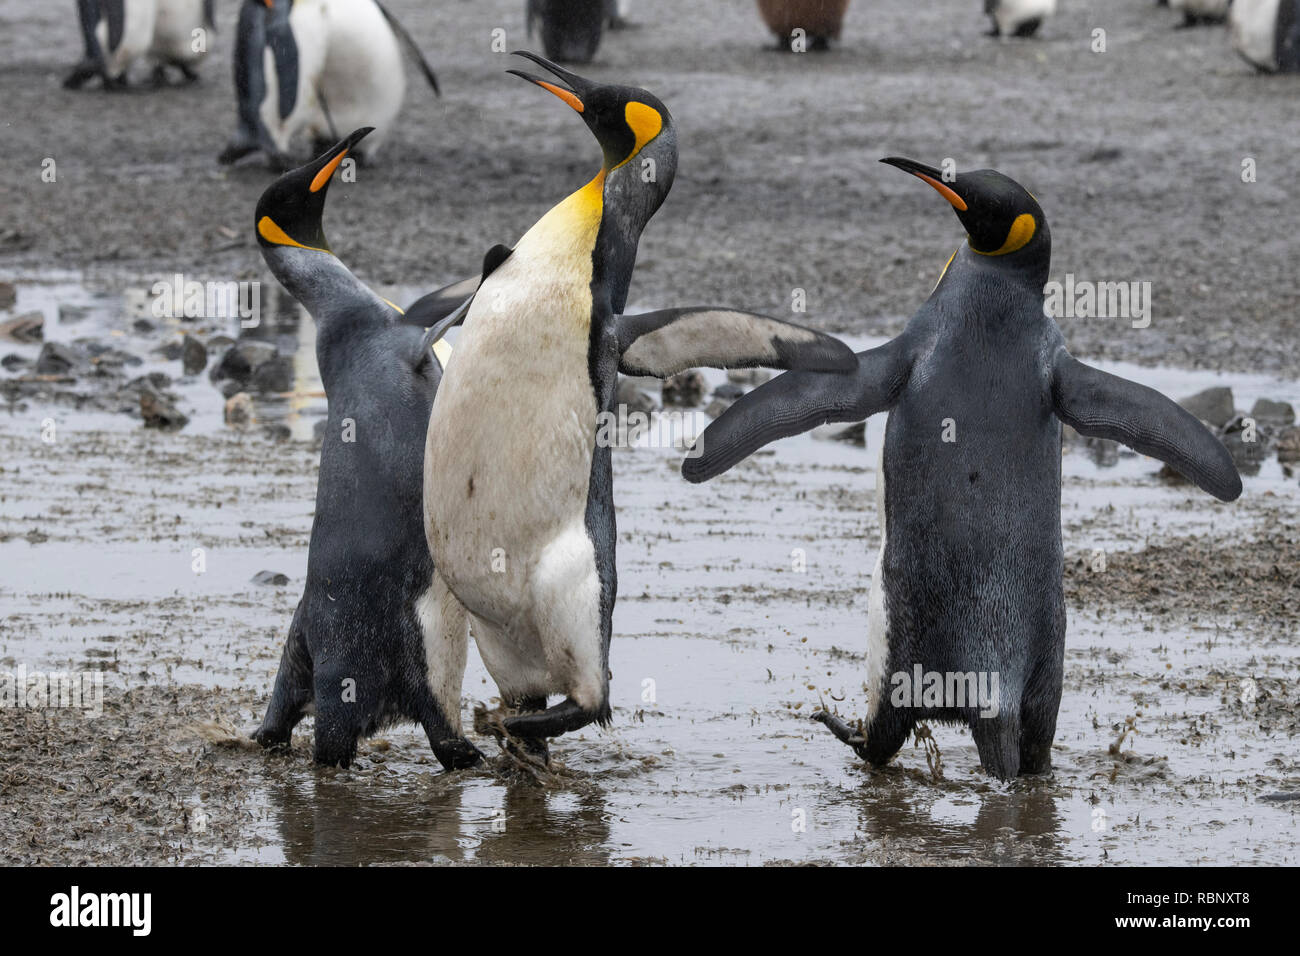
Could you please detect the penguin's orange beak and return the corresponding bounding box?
[507,50,593,115]
[880,157,968,212]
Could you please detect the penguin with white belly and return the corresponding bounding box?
[219,0,440,168]
[250,127,483,769]
[984,0,1057,38]
[683,159,1242,780]
[420,52,857,762]
[66,0,214,89]
[1231,0,1300,71]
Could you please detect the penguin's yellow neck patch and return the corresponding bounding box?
[933,246,959,291]
[612,101,663,171]
[257,215,328,253]
[974,213,1036,256]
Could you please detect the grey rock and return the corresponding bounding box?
[616,376,658,416]
[224,391,254,427]
[209,338,278,387]
[251,570,289,587]
[138,383,188,430]
[0,281,15,311]
[1249,398,1295,426]
[58,304,93,325]
[0,312,43,343]
[1276,425,1300,464]
[250,354,293,393]
[662,369,707,407]
[181,334,207,375]
[34,342,82,375]
[704,397,734,418]
[712,382,745,401]
[1178,386,1235,429]
[812,421,866,446]
[1,354,30,372]
[727,368,771,386]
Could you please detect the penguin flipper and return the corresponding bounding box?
[1050,352,1242,502]
[374,0,440,95]
[399,245,513,328]
[616,308,856,378]
[682,339,912,483]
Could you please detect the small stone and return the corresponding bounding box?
[616,376,658,416]
[262,423,291,442]
[1178,386,1235,429]
[181,334,207,375]
[34,342,81,375]
[1249,398,1295,426]
[712,382,745,401]
[1,354,30,372]
[1276,425,1300,464]
[139,383,188,430]
[210,339,278,387]
[251,570,289,586]
[812,421,866,446]
[58,304,92,325]
[0,312,43,343]
[224,391,254,427]
[251,354,293,393]
[153,341,184,361]
[727,368,771,387]
[0,282,15,310]
[662,370,707,407]
[132,318,155,334]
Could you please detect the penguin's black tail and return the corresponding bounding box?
[374,0,441,96]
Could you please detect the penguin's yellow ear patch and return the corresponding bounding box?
[977,213,1036,256]
[624,101,663,156]
[258,215,326,252]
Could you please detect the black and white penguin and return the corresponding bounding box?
[683,158,1242,780]
[526,0,606,63]
[419,52,856,761]
[1231,0,1300,71]
[65,0,215,89]
[219,0,440,168]
[1169,0,1232,26]
[250,128,480,770]
[984,0,1057,38]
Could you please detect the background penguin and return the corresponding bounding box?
[683,158,1242,780]
[65,0,214,89]
[148,0,216,84]
[1169,0,1232,26]
[250,127,479,771]
[984,0,1057,38]
[526,0,607,63]
[1231,0,1300,71]
[421,52,856,762]
[219,0,440,168]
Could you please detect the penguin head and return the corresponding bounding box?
[508,51,678,214]
[254,127,373,254]
[881,158,1050,263]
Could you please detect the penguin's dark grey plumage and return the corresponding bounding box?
[684,158,1242,780]
[250,129,479,771]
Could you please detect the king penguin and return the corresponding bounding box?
[250,127,480,770]
[420,52,856,761]
[683,158,1242,780]
[984,0,1057,38]
[1230,0,1300,72]
[219,0,440,168]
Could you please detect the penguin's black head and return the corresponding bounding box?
[508,50,677,198]
[254,127,372,253]
[881,158,1049,263]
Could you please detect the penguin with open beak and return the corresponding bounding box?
[250,128,480,771]
[420,52,856,763]
[682,158,1241,780]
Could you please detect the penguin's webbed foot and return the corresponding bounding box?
[812,709,870,761]
[63,61,100,90]
[432,737,484,772]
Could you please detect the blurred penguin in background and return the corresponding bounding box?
[1169,0,1232,26]
[65,0,215,89]
[984,0,1057,38]
[1231,0,1300,70]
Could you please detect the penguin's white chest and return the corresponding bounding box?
[864,436,891,720]
[993,0,1057,33]
[97,0,158,77]
[424,177,606,625]
[150,0,209,65]
[260,0,404,156]
[1231,0,1284,71]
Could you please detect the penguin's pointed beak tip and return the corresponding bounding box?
[507,68,586,114]
[881,156,968,212]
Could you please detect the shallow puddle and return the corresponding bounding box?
[1,272,1297,865]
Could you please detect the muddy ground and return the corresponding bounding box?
[0,0,1298,865]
